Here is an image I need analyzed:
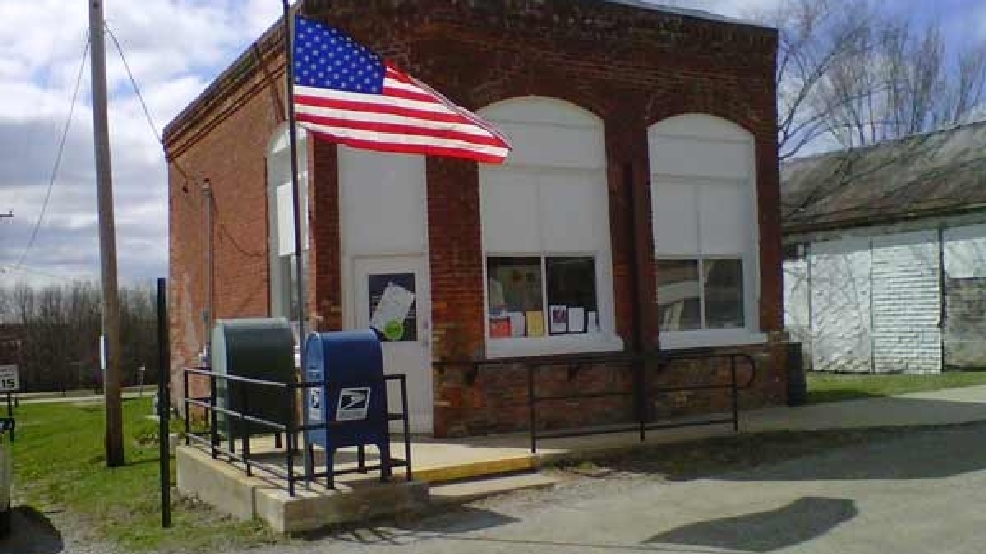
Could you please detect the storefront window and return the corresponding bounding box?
[487,256,599,339]
[657,258,744,332]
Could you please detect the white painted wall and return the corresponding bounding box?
[870,231,941,373]
[785,215,986,372]
[337,146,428,329]
[807,237,872,373]
[786,228,944,373]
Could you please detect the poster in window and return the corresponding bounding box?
[567,307,587,334]
[368,273,417,342]
[489,316,512,339]
[526,311,545,337]
[549,305,568,335]
[507,312,526,338]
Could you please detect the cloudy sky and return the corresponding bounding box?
[0,0,980,288]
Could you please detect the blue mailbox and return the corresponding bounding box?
[304,330,391,482]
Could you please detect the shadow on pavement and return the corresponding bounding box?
[724,422,986,482]
[646,497,857,553]
[0,507,64,554]
[296,506,519,546]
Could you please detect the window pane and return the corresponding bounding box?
[657,259,701,331]
[487,257,543,339]
[546,257,597,334]
[704,259,745,329]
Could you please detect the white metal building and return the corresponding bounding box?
[783,122,986,373]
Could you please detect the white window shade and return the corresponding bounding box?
[276,182,308,256]
[699,181,749,255]
[649,136,749,180]
[495,121,606,170]
[481,169,541,254]
[653,180,699,255]
[538,172,604,252]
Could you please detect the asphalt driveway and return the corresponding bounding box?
[256,422,986,554]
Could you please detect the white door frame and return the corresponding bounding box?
[352,255,433,434]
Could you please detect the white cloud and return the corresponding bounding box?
[0,0,281,287]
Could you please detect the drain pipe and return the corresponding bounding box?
[203,179,214,361]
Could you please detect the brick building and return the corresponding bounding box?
[164,0,787,437]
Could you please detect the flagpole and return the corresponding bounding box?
[282,0,311,484]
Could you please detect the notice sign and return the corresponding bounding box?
[0,365,18,393]
[368,273,417,342]
[336,387,371,421]
[308,388,322,423]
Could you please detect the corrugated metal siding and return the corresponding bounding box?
[809,237,872,373]
[870,231,942,373]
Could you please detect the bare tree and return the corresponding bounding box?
[762,0,986,156]
[767,0,876,159]
[0,281,158,392]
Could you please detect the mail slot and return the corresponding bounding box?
[303,330,391,479]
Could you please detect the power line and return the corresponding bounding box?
[105,25,163,144]
[106,24,267,261]
[12,33,91,272]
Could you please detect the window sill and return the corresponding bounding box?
[486,333,625,359]
[659,330,768,350]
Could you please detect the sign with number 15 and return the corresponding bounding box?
[0,366,19,393]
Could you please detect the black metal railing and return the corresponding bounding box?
[435,349,757,453]
[182,368,412,497]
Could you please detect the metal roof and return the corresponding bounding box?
[781,120,986,232]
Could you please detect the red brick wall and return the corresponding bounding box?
[165,0,783,433]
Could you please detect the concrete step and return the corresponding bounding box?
[429,472,563,506]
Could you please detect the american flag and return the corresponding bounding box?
[291,15,511,164]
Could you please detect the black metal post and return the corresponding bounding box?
[183,370,190,446]
[637,359,647,443]
[156,277,172,528]
[730,356,739,432]
[400,375,412,481]
[209,373,218,459]
[285,381,296,497]
[357,445,367,474]
[240,382,251,476]
[324,382,333,489]
[528,364,537,454]
[6,393,12,442]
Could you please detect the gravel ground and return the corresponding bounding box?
[0,505,119,554]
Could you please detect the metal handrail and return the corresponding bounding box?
[435,349,758,453]
[181,368,413,497]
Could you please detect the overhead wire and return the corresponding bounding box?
[8,32,91,273]
[106,24,267,260]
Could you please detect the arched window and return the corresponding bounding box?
[649,114,763,348]
[266,124,308,325]
[478,97,622,357]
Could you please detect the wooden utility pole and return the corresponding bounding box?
[89,0,125,467]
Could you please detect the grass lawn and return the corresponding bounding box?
[11,397,281,552]
[808,370,986,404]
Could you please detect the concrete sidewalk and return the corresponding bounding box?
[177,384,986,531]
[233,384,986,485]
